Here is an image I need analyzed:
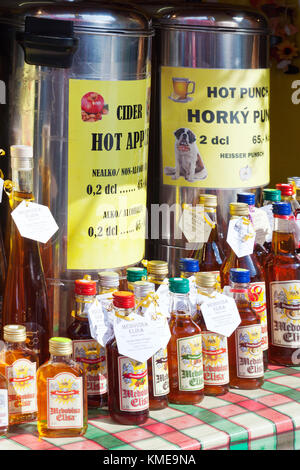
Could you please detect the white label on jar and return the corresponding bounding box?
[6,359,37,415]
[47,372,83,429]
[235,325,264,378]
[73,339,107,396]
[270,280,300,348]
[249,282,268,351]
[118,357,149,412]
[152,348,169,397]
[177,335,204,391]
[0,389,8,427]
[202,332,229,386]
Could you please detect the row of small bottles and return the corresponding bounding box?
[0,266,264,435]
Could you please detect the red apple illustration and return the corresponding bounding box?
[81,92,108,122]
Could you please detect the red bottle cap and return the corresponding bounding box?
[75,279,97,296]
[113,291,135,309]
[276,183,294,196]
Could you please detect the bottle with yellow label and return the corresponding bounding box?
[194,272,229,396]
[37,337,88,438]
[98,271,120,294]
[145,260,169,290]
[0,325,38,425]
[168,278,204,404]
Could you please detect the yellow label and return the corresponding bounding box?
[161,67,270,189]
[68,79,150,270]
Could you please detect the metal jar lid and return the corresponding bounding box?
[154,3,269,34]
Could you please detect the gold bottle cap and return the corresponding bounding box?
[199,194,217,208]
[195,272,217,288]
[229,202,249,216]
[147,260,169,276]
[3,324,26,343]
[49,337,72,356]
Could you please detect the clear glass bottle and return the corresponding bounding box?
[228,269,264,390]
[126,267,147,292]
[0,325,38,425]
[67,279,107,408]
[168,277,204,404]
[220,202,268,370]
[194,194,224,289]
[179,258,199,279]
[265,202,300,365]
[2,145,50,364]
[37,337,87,438]
[106,291,149,425]
[134,281,169,410]
[146,260,169,290]
[98,271,120,294]
[194,272,229,396]
[0,371,8,435]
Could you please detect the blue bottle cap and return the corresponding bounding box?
[179,258,199,273]
[237,192,255,206]
[230,268,250,283]
[272,202,292,216]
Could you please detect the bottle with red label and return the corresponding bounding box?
[106,291,149,425]
[220,202,268,370]
[194,272,229,396]
[265,202,300,365]
[37,337,88,438]
[228,269,264,390]
[0,371,8,435]
[67,278,107,408]
[168,277,204,404]
[0,325,38,425]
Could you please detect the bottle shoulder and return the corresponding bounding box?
[37,359,84,378]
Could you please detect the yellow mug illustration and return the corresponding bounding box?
[172,77,195,101]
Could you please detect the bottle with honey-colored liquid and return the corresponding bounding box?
[265,202,300,366]
[134,281,169,410]
[67,279,108,408]
[168,277,204,404]
[0,325,38,425]
[2,145,50,364]
[106,291,149,425]
[228,269,264,390]
[37,337,88,438]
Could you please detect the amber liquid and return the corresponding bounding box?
[106,338,149,425]
[37,356,88,438]
[228,298,264,389]
[2,192,50,364]
[194,217,224,274]
[67,316,108,408]
[168,311,204,404]
[265,230,300,365]
[0,228,6,339]
[0,372,8,435]
[0,343,38,425]
[148,353,168,410]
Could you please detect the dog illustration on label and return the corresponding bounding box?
[81,92,109,122]
[169,77,195,103]
[164,128,208,183]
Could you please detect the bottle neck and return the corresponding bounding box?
[99,286,118,294]
[272,215,297,254]
[205,207,218,242]
[196,285,216,298]
[50,354,72,363]
[75,294,95,319]
[229,281,249,301]
[5,341,27,350]
[170,292,191,316]
[114,306,135,320]
[12,168,33,195]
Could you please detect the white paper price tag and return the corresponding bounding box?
[88,297,114,347]
[200,293,241,337]
[226,216,255,257]
[178,205,213,244]
[251,207,272,246]
[114,314,171,363]
[11,200,59,243]
[156,283,171,318]
[259,205,274,243]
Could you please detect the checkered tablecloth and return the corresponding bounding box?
[1,364,300,451]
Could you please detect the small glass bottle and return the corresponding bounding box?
[126,267,147,292]
[0,371,8,435]
[134,281,169,410]
[228,269,264,390]
[67,279,107,408]
[194,194,224,288]
[37,337,87,438]
[98,271,120,294]
[276,183,299,212]
[194,272,229,396]
[265,202,300,366]
[168,277,204,404]
[0,325,38,425]
[179,258,199,279]
[146,260,169,290]
[260,188,282,258]
[106,291,149,425]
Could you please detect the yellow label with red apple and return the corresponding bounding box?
[67,78,150,270]
[161,67,270,189]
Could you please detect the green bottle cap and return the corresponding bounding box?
[169,277,189,294]
[127,267,147,282]
[263,188,281,202]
